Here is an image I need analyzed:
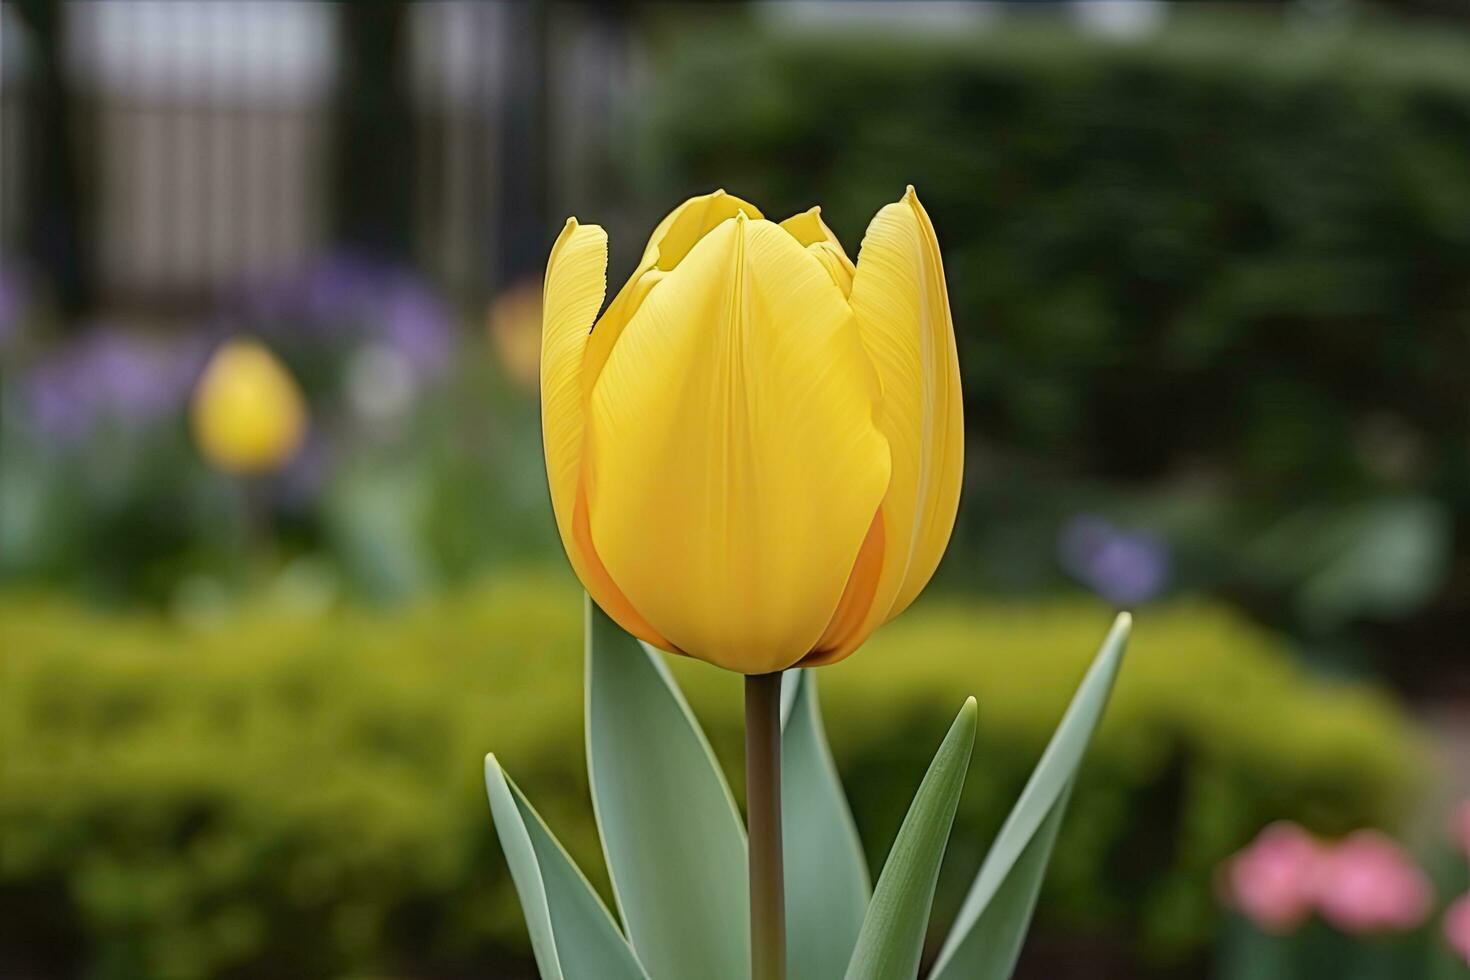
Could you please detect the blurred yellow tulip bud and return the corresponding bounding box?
[191,338,308,475]
[540,188,963,674]
[488,279,543,391]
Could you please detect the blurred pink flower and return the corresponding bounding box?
[1314,830,1433,934]
[1455,801,1470,857]
[1224,822,1323,934]
[1446,894,1470,965]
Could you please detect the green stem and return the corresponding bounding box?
[746,670,786,980]
[237,476,271,591]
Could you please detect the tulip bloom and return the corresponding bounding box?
[1447,894,1470,966]
[1223,822,1323,934]
[192,338,308,475]
[540,188,962,674]
[1313,830,1432,934]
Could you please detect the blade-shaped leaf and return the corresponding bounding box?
[484,755,649,980]
[934,779,1073,980]
[781,669,871,980]
[584,596,749,980]
[845,696,978,980]
[929,612,1132,980]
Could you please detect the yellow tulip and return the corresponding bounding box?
[488,279,544,391]
[191,338,308,475]
[541,188,963,674]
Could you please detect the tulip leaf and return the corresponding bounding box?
[483,755,649,980]
[844,696,978,980]
[928,612,1131,980]
[584,596,749,980]
[781,669,871,980]
[1216,915,1297,980]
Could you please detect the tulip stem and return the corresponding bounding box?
[746,670,786,980]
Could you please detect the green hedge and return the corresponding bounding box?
[0,573,1424,977]
[638,16,1470,654]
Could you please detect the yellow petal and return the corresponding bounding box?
[586,213,890,674]
[844,186,964,643]
[541,219,604,540]
[806,513,885,663]
[643,189,765,271]
[583,190,763,402]
[191,338,307,475]
[779,206,856,295]
[540,218,669,647]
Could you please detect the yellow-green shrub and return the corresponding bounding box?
[0,574,1424,977]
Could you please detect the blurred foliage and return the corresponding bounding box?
[0,318,555,609]
[0,574,1425,978]
[640,14,1470,679]
[1219,914,1470,980]
[4,14,1466,697]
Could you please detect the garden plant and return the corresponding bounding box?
[485,189,1132,979]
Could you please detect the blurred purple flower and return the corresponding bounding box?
[237,250,452,377]
[381,275,452,374]
[301,253,382,324]
[1057,514,1170,607]
[20,328,205,444]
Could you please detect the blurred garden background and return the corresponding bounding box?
[2,1,1468,978]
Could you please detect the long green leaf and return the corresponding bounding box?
[483,755,649,980]
[933,780,1073,980]
[845,696,978,980]
[928,612,1132,980]
[781,669,871,980]
[584,596,749,980]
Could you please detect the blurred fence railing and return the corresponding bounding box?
[66,2,336,303]
[1,1,634,316]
